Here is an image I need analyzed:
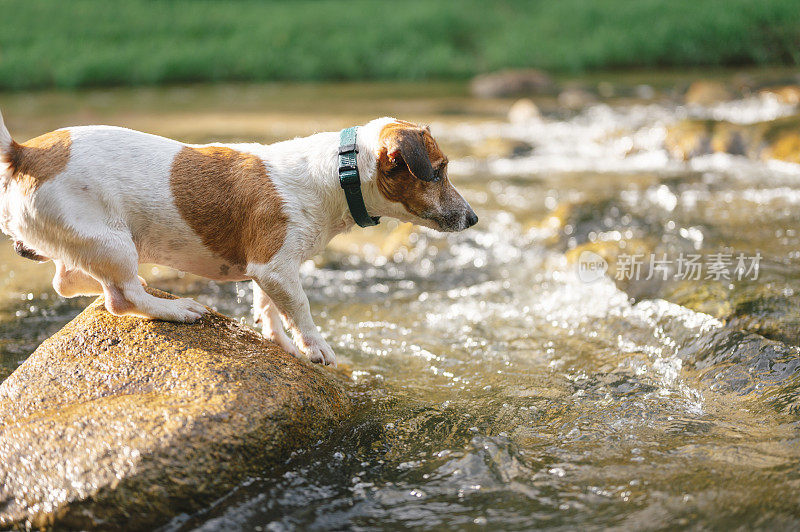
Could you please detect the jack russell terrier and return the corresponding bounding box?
[0,113,477,366]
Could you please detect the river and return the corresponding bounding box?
[2,74,800,529]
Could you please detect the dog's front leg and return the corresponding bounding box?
[252,269,336,366]
[252,281,300,358]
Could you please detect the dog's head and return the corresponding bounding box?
[374,120,477,232]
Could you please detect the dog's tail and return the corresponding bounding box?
[0,109,12,152]
[0,109,15,180]
[0,109,13,166]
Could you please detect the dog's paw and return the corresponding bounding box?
[300,335,337,367]
[169,298,208,323]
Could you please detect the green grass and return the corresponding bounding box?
[0,0,798,90]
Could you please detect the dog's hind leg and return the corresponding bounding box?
[253,281,300,357]
[76,231,207,323]
[52,260,103,297]
[53,260,148,298]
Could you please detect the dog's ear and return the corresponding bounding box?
[387,129,435,182]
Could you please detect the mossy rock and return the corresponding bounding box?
[0,289,353,530]
[727,284,800,346]
[663,280,733,319]
[664,119,756,160]
[761,115,800,163]
[664,114,800,163]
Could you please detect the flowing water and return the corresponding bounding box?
[2,75,800,530]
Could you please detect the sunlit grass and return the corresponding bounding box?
[0,0,798,90]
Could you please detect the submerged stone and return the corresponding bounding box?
[0,289,353,530]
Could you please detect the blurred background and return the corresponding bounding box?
[2,1,800,529]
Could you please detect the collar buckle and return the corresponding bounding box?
[338,143,358,155]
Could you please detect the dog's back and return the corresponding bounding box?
[0,117,288,281]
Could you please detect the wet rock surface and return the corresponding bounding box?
[0,289,353,530]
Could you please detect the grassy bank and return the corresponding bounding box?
[0,0,798,90]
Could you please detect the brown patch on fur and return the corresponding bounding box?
[6,130,71,194]
[170,146,288,266]
[375,122,450,218]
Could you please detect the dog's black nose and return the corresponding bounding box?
[465,210,479,228]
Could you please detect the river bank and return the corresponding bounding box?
[1,0,799,91]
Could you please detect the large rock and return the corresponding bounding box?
[0,289,353,530]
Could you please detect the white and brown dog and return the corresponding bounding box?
[0,113,477,366]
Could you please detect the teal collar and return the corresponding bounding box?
[338,127,379,228]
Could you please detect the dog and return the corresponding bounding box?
[0,113,477,366]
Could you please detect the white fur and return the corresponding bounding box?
[0,115,472,367]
